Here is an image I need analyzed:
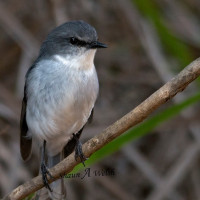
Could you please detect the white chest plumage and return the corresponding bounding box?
[26,50,99,155]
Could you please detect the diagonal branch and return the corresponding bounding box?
[3,58,200,200]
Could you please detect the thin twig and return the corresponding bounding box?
[96,176,134,200]
[50,0,69,25]
[3,58,200,200]
[123,145,183,200]
[0,2,39,57]
[147,141,200,200]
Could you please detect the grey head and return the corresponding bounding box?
[38,20,107,59]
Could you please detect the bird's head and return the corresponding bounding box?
[39,20,107,62]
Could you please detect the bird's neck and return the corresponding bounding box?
[54,49,96,70]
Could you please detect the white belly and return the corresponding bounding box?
[26,58,99,156]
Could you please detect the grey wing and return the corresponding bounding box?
[20,86,32,161]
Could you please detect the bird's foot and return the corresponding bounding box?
[73,133,88,167]
[41,162,53,192]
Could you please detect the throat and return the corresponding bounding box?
[54,49,96,70]
[80,49,96,69]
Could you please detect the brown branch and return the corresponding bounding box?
[3,58,200,200]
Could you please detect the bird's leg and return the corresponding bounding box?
[73,126,87,166]
[41,140,53,192]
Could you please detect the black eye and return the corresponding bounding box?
[70,37,79,45]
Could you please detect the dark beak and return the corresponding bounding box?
[90,41,107,49]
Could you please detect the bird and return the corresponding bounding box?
[20,20,107,200]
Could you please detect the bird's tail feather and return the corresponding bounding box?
[35,151,66,200]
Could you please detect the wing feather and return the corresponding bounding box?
[20,86,32,161]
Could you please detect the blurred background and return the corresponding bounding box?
[0,0,200,200]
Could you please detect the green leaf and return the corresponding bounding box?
[132,0,193,67]
[23,193,35,200]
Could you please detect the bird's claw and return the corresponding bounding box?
[73,133,88,167]
[41,162,53,192]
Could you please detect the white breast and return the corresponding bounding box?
[26,50,99,156]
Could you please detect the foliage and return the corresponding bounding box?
[132,0,193,67]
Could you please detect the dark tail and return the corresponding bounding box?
[35,151,66,200]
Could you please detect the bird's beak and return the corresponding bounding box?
[90,41,107,49]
